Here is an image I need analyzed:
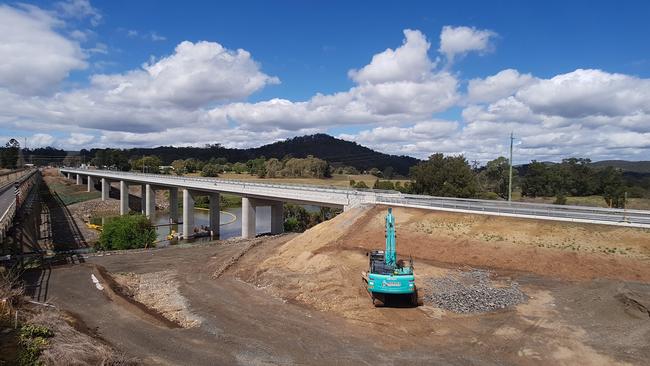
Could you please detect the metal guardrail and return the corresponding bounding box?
[376,195,650,228]
[60,168,650,229]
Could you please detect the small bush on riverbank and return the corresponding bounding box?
[98,214,156,250]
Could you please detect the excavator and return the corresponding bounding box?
[362,208,422,307]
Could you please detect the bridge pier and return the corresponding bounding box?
[145,184,156,217]
[87,176,94,192]
[169,187,178,223]
[101,178,109,201]
[271,202,284,235]
[76,174,81,185]
[182,189,194,239]
[67,173,71,180]
[120,181,129,215]
[139,184,146,214]
[241,197,284,239]
[209,193,220,239]
[242,197,256,239]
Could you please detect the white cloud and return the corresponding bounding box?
[150,31,166,41]
[89,41,279,109]
[0,14,648,163]
[216,30,459,130]
[439,25,496,64]
[64,132,95,146]
[54,0,102,26]
[516,69,650,118]
[348,29,436,84]
[467,69,534,103]
[0,4,87,95]
[29,133,56,147]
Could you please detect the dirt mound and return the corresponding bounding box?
[235,205,373,320]
[339,205,650,282]
[112,271,203,328]
[234,204,650,323]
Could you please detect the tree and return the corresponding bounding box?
[201,163,220,177]
[264,158,283,178]
[92,149,130,171]
[483,156,515,199]
[0,139,20,169]
[383,166,395,179]
[232,162,247,174]
[368,168,382,178]
[98,214,157,250]
[171,159,186,175]
[600,167,626,208]
[131,155,162,173]
[409,153,478,198]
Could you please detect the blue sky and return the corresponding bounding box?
[1,0,649,162]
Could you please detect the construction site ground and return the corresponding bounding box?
[30,205,650,365]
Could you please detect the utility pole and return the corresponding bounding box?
[508,132,514,202]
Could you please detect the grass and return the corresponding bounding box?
[185,172,409,189]
[44,180,100,206]
[516,193,650,210]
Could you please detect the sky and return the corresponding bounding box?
[0,0,649,163]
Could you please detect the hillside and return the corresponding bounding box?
[99,134,420,176]
[591,160,650,174]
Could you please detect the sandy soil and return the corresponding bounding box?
[28,204,650,365]
[229,205,650,365]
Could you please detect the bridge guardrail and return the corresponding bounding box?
[61,167,650,229]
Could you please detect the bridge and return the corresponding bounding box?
[0,168,41,244]
[59,168,650,239]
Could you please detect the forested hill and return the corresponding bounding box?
[107,134,420,176]
[591,160,650,174]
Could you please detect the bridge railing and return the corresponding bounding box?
[376,194,650,227]
[0,169,39,240]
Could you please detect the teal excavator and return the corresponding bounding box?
[362,208,421,307]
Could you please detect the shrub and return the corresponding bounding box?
[200,163,220,177]
[98,214,156,250]
[18,324,53,366]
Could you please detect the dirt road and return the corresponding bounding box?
[28,233,649,365]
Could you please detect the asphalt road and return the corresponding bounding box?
[0,182,16,219]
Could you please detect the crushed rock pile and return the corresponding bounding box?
[424,269,526,313]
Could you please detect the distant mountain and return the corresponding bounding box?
[590,160,650,174]
[101,134,420,176]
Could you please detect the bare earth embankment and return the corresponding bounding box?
[38,204,650,365]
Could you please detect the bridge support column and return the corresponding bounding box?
[209,193,220,239]
[242,197,256,239]
[169,187,178,223]
[76,174,81,185]
[182,189,194,239]
[145,184,155,217]
[101,178,109,201]
[120,181,129,215]
[67,173,71,180]
[140,184,146,214]
[271,202,284,235]
[87,176,94,192]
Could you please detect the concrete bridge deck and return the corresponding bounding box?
[59,168,650,239]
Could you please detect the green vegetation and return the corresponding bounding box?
[131,155,162,173]
[0,139,20,169]
[46,181,100,205]
[18,324,53,366]
[410,153,478,198]
[98,214,157,250]
[193,194,241,209]
[283,204,341,232]
[91,149,131,171]
[521,158,628,207]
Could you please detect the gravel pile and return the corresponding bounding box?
[424,269,526,313]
